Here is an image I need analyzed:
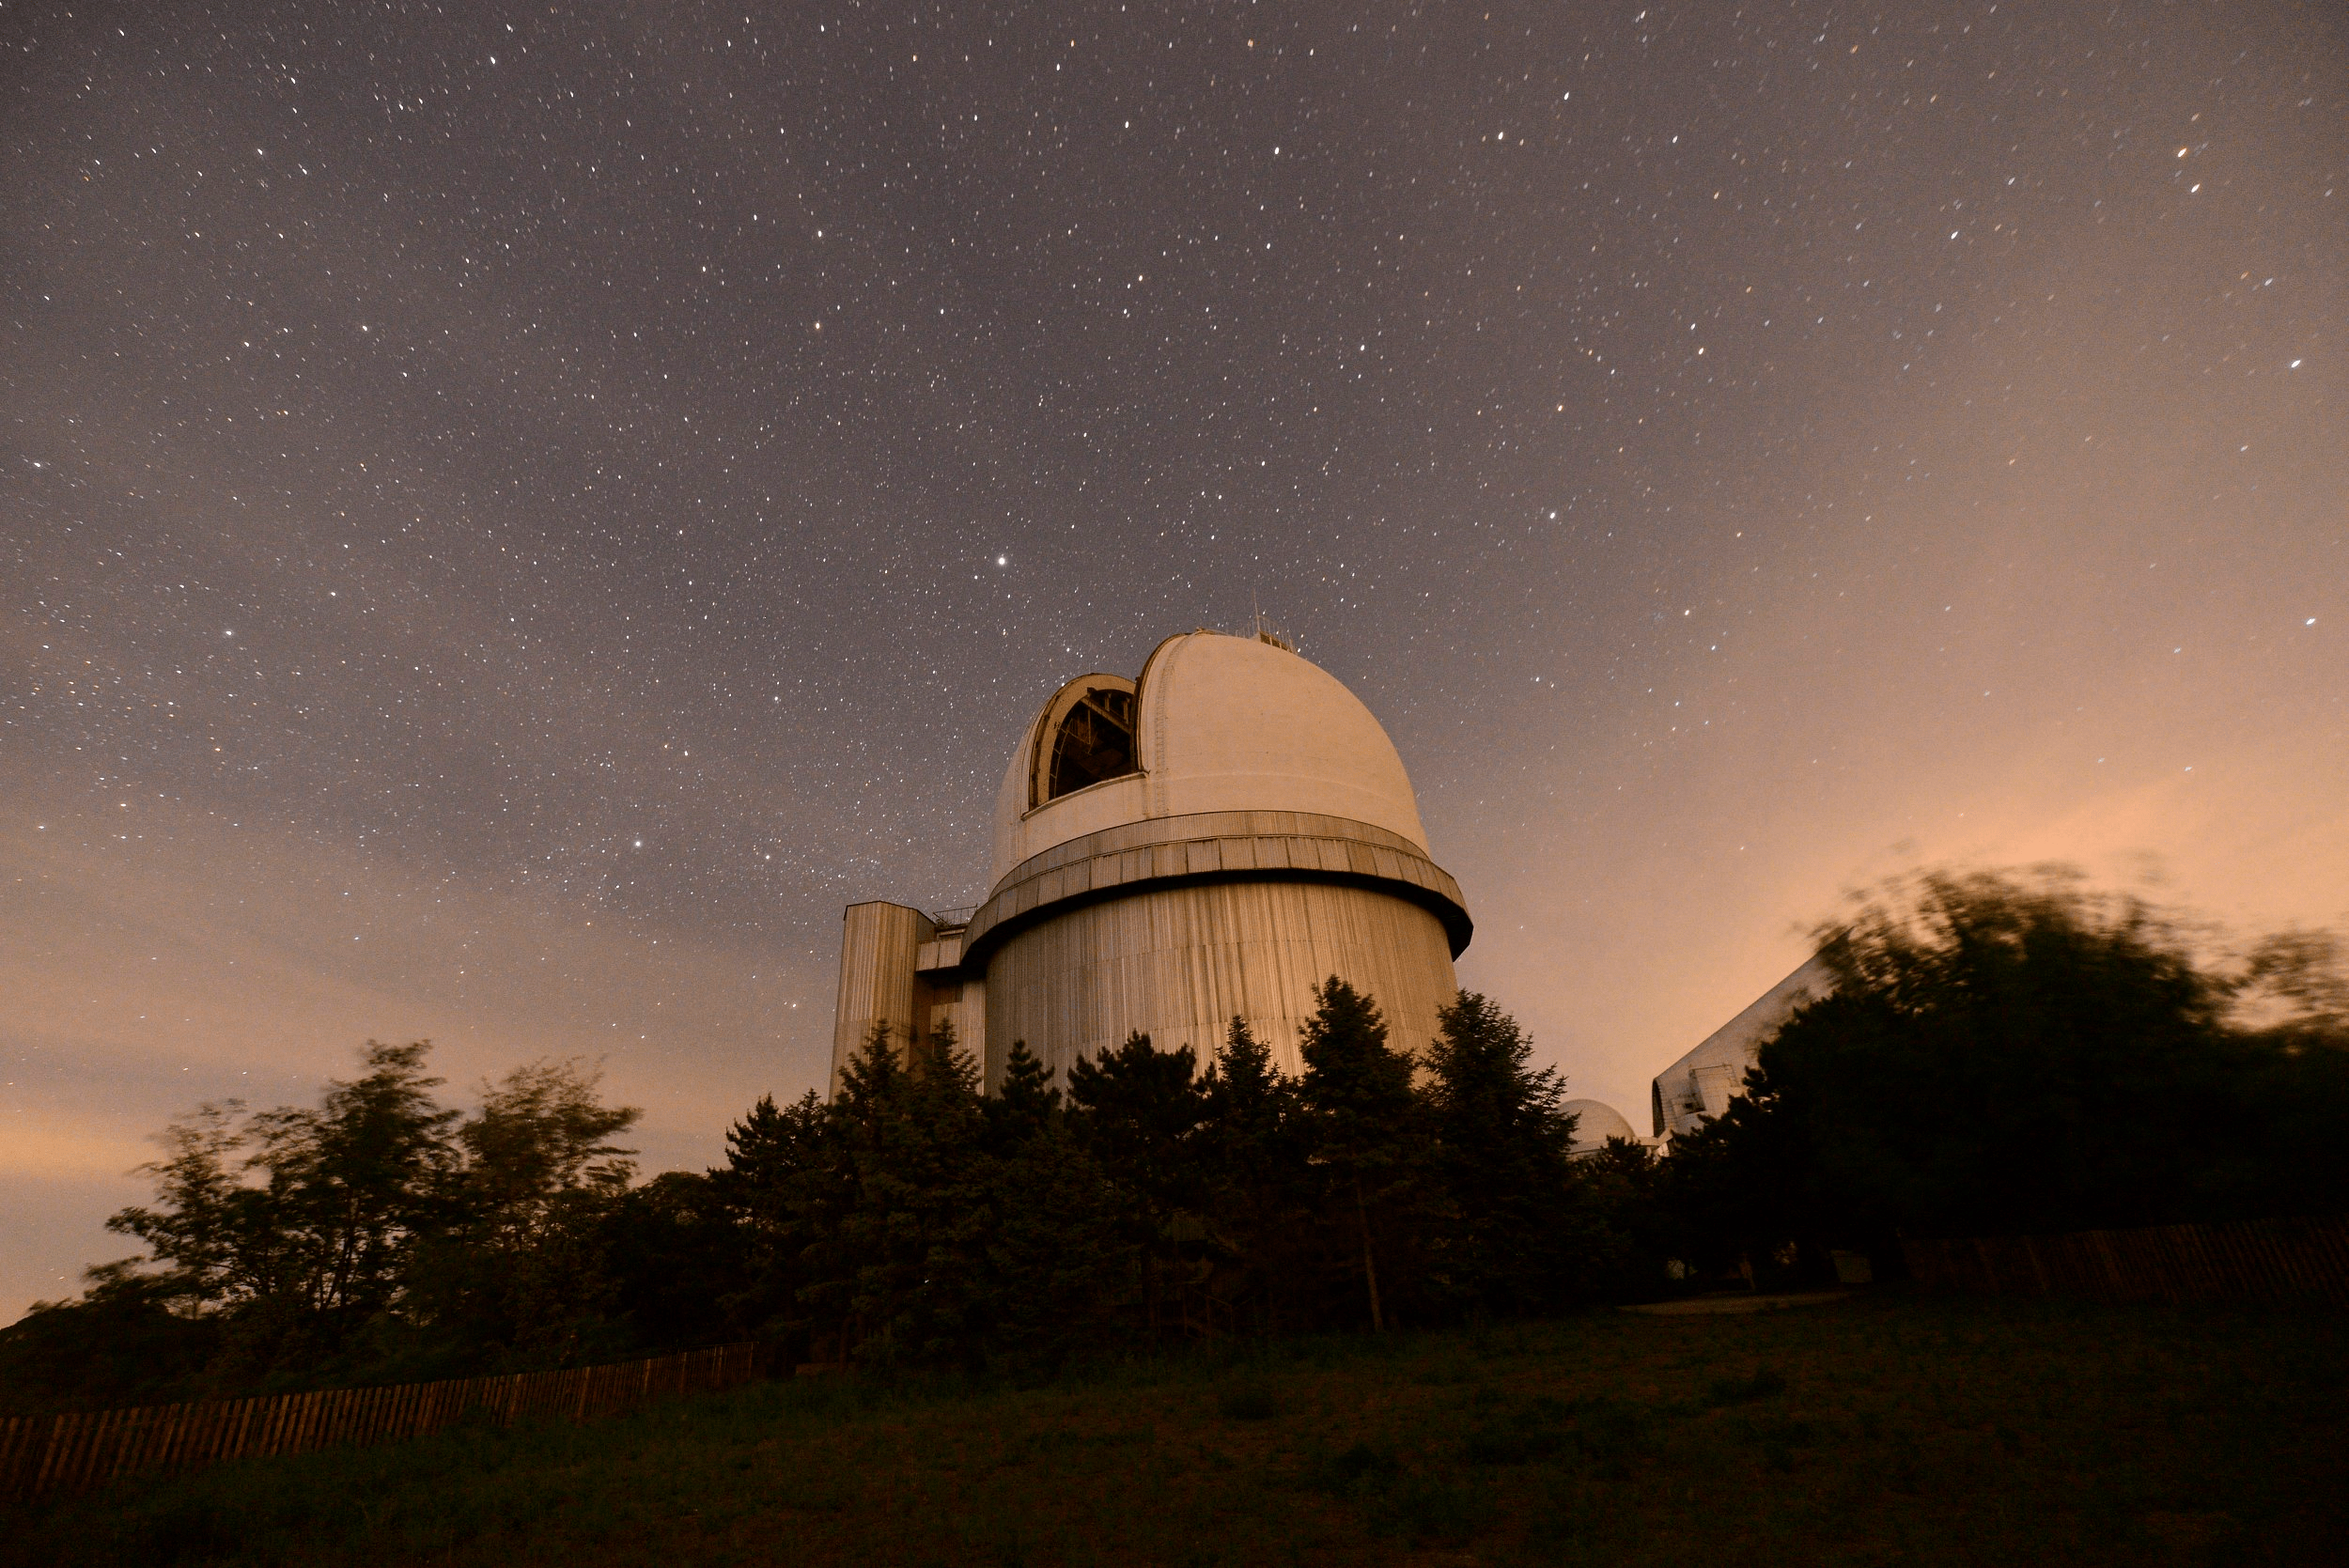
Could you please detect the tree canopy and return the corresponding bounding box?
[1667,869,2349,1273]
[12,868,2340,1412]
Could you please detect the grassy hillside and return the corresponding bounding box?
[6,1289,2342,1567]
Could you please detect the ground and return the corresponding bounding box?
[6,1288,2343,1566]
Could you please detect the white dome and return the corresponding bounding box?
[1563,1099,1637,1154]
[990,630,1431,889]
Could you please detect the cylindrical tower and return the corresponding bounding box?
[960,629,1471,1089]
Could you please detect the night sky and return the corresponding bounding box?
[6,2,2344,1321]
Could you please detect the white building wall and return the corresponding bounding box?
[1650,955,1836,1139]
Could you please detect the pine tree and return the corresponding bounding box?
[807,1023,904,1360]
[986,1037,1061,1155]
[1066,1032,1206,1219]
[711,1088,837,1354]
[1196,1016,1313,1332]
[825,1018,988,1367]
[1297,979,1426,1331]
[1067,1031,1207,1337]
[1423,991,1579,1315]
[970,1039,1129,1374]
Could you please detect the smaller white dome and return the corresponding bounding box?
[1562,1098,1637,1154]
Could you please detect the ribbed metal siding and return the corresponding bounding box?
[831,901,933,1091]
[983,880,1459,1089]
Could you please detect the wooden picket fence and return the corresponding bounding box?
[1903,1215,2349,1307]
[0,1342,758,1500]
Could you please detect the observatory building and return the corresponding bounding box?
[1560,1098,1647,1158]
[830,629,1473,1093]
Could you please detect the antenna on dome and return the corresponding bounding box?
[1251,591,1295,652]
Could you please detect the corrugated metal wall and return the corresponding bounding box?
[831,901,934,1090]
[984,880,1459,1088]
[917,976,988,1063]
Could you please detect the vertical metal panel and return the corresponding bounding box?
[831,902,935,1092]
[913,978,987,1065]
[984,880,1460,1086]
[954,977,990,1084]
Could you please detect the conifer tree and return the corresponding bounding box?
[711,1088,837,1352]
[1066,1031,1207,1336]
[827,1018,988,1366]
[1197,1016,1312,1331]
[810,1022,908,1360]
[972,1039,1128,1373]
[1422,991,1579,1314]
[1066,1032,1206,1222]
[1297,979,1424,1331]
[986,1038,1061,1155]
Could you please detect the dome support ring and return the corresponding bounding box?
[951,810,1472,977]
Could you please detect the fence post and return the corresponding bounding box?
[35,1411,74,1494]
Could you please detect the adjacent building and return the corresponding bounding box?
[1560,1097,1649,1158]
[1649,954,1835,1139]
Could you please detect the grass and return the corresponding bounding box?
[4,1287,2343,1566]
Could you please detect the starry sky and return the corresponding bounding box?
[5,1,2344,1323]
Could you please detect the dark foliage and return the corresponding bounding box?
[0,1044,652,1413]
[969,1051,1129,1374]
[0,1265,224,1415]
[706,984,1625,1368]
[1066,1030,1207,1332]
[1298,978,1434,1330]
[1422,991,1581,1314]
[4,982,1622,1409]
[1194,1017,1316,1332]
[21,869,2334,1410]
[821,1019,990,1366]
[1665,869,2349,1275]
[1563,1140,1680,1300]
[593,1172,742,1353]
